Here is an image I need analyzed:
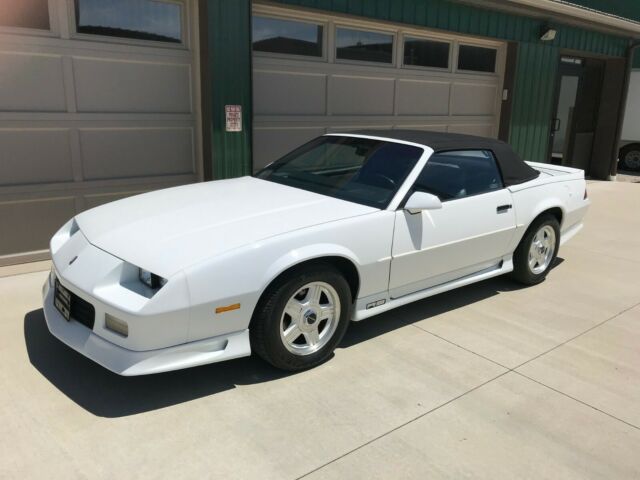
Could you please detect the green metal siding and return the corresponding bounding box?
[563,1,640,23]
[510,44,559,162]
[206,0,253,178]
[560,2,639,67]
[205,0,630,176]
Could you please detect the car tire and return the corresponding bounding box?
[619,144,640,172]
[510,214,560,286]
[250,265,352,371]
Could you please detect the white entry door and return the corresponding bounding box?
[389,150,516,298]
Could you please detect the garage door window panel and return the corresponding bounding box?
[0,0,50,30]
[457,45,497,73]
[336,27,394,65]
[74,0,183,44]
[252,16,324,58]
[414,150,503,201]
[403,36,450,70]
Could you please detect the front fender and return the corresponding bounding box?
[184,245,366,343]
[259,243,362,295]
[184,210,393,343]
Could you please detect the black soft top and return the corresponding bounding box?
[350,129,540,186]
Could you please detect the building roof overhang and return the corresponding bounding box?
[461,0,640,39]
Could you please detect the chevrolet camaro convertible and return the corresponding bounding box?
[43,131,590,375]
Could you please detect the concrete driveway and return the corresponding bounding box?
[1,181,639,479]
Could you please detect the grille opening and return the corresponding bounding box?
[69,292,95,330]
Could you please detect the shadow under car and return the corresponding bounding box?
[25,258,563,418]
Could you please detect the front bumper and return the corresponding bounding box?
[43,278,251,376]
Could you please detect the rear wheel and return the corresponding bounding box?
[619,144,640,172]
[250,265,352,371]
[511,215,560,285]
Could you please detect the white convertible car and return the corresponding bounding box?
[43,131,589,375]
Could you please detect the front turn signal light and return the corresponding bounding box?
[105,314,129,337]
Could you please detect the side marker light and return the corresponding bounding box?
[215,303,241,314]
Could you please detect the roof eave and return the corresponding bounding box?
[507,0,640,37]
[459,0,640,39]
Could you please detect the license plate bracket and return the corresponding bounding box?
[54,279,72,321]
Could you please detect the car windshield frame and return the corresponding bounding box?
[255,135,425,209]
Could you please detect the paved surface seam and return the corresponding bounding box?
[295,370,511,480]
[296,299,640,479]
[514,371,640,431]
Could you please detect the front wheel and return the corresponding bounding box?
[250,265,352,371]
[511,215,560,285]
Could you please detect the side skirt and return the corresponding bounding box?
[560,222,583,246]
[353,257,514,322]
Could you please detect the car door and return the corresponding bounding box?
[389,150,517,299]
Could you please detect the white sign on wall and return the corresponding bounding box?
[225,105,242,132]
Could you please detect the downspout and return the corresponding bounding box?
[610,39,640,180]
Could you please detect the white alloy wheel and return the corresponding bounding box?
[528,225,556,275]
[279,282,340,356]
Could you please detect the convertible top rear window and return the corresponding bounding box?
[256,136,423,208]
[353,129,540,186]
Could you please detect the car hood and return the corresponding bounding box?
[75,177,376,277]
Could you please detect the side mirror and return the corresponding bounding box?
[404,191,442,214]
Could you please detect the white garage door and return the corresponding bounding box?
[252,4,506,171]
[0,0,201,266]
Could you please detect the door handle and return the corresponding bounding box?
[497,204,512,213]
[552,118,561,133]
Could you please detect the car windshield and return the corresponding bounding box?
[255,136,424,208]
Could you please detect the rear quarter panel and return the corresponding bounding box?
[508,176,588,252]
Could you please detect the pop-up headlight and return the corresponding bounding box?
[139,268,168,290]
